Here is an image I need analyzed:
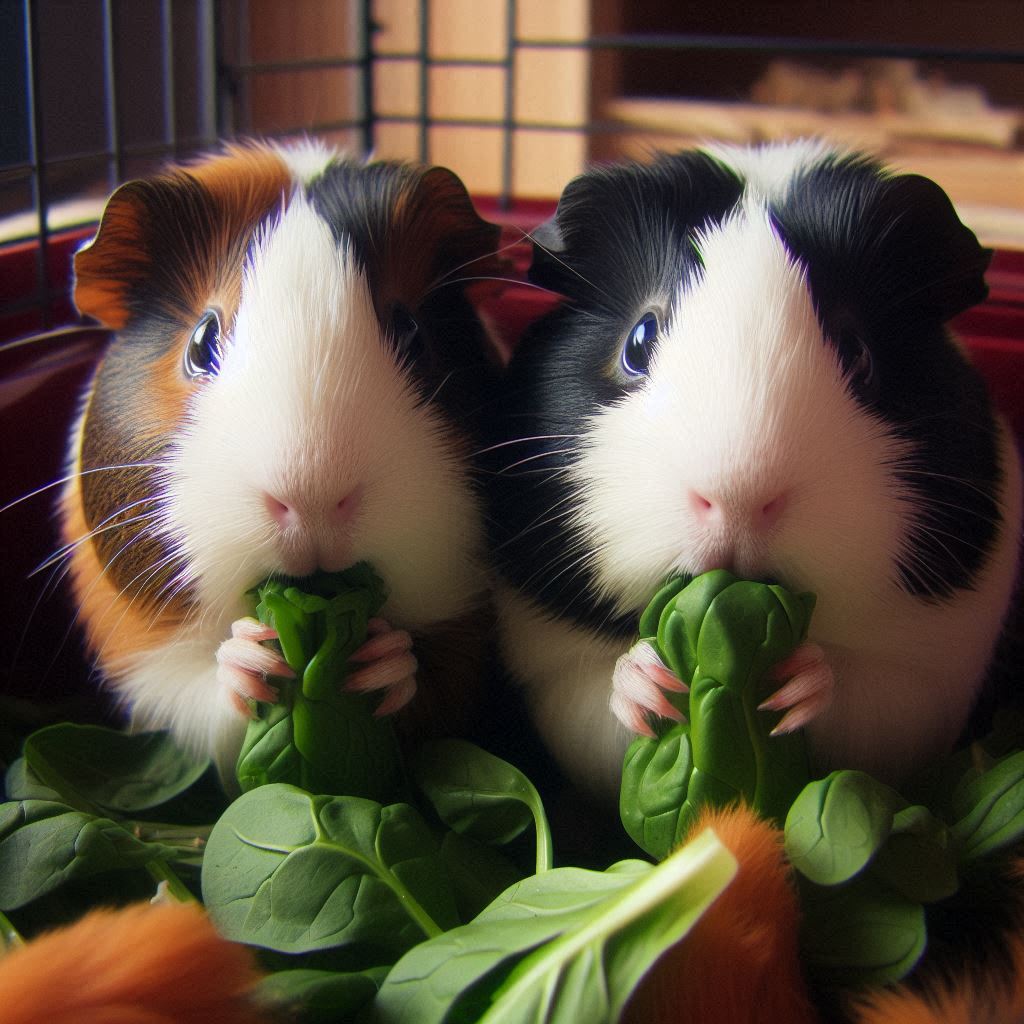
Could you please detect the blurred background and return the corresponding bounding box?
[1,0,1022,337]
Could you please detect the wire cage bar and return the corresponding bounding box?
[2,0,1022,341]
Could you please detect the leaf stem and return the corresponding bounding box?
[0,910,25,955]
[146,859,197,903]
[130,821,212,849]
[529,787,554,874]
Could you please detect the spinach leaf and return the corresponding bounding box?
[22,725,209,816]
[0,800,177,910]
[202,783,458,958]
[414,739,553,873]
[439,831,525,923]
[785,770,905,886]
[798,874,927,989]
[950,749,1024,861]
[621,571,814,854]
[371,828,737,1024]
[4,758,60,803]
[255,966,388,1023]
[236,565,402,803]
[620,723,693,862]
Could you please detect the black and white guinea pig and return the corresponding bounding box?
[61,140,503,778]
[485,139,1022,802]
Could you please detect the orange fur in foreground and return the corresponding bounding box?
[850,920,1024,1024]
[0,902,269,1024]
[622,804,820,1024]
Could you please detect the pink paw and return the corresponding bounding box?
[216,617,294,717]
[346,617,418,716]
[759,641,834,735]
[610,640,688,738]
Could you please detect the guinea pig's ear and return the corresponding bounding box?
[410,166,503,282]
[74,145,292,329]
[526,213,567,291]
[869,173,991,323]
[73,180,155,329]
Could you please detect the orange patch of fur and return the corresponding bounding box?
[61,458,180,664]
[74,143,291,331]
[623,804,820,1024]
[0,902,270,1024]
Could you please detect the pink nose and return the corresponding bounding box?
[688,490,787,532]
[263,489,361,530]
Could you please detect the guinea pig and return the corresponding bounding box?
[485,139,1022,803]
[61,140,503,779]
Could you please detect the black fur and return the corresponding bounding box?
[306,160,501,436]
[769,154,999,599]
[486,146,1003,645]
[485,152,744,636]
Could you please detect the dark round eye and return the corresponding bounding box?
[389,305,420,358]
[622,312,658,376]
[183,310,222,378]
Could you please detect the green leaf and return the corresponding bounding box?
[371,828,738,1024]
[236,566,402,802]
[202,784,458,958]
[785,771,904,886]
[22,725,209,816]
[414,739,553,873]
[0,800,175,910]
[871,805,959,903]
[621,572,814,845]
[439,831,525,923]
[255,966,387,1023]
[951,749,1024,861]
[4,758,60,803]
[619,725,694,860]
[799,875,927,988]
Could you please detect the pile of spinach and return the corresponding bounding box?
[0,566,737,1022]
[620,569,1024,990]
[3,565,1024,1021]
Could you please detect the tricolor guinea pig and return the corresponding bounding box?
[61,141,502,778]
[485,140,1022,802]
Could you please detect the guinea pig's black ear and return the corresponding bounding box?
[869,173,991,323]
[74,180,155,329]
[526,212,569,292]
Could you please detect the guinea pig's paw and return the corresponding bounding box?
[346,617,418,716]
[758,642,834,736]
[610,640,688,738]
[215,617,294,717]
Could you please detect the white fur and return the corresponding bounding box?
[115,192,487,763]
[526,178,1023,799]
[706,138,842,202]
[272,137,340,184]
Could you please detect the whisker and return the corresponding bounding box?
[1,462,165,515]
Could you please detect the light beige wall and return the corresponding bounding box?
[240,0,591,199]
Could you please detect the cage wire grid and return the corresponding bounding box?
[2,0,1022,336]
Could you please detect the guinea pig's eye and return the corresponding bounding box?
[622,312,659,376]
[183,310,223,379]
[389,304,420,358]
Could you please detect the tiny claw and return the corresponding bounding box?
[350,628,414,664]
[231,617,279,643]
[759,641,834,735]
[611,641,687,735]
[372,677,417,717]
[347,652,419,693]
[771,699,826,737]
[610,691,657,738]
